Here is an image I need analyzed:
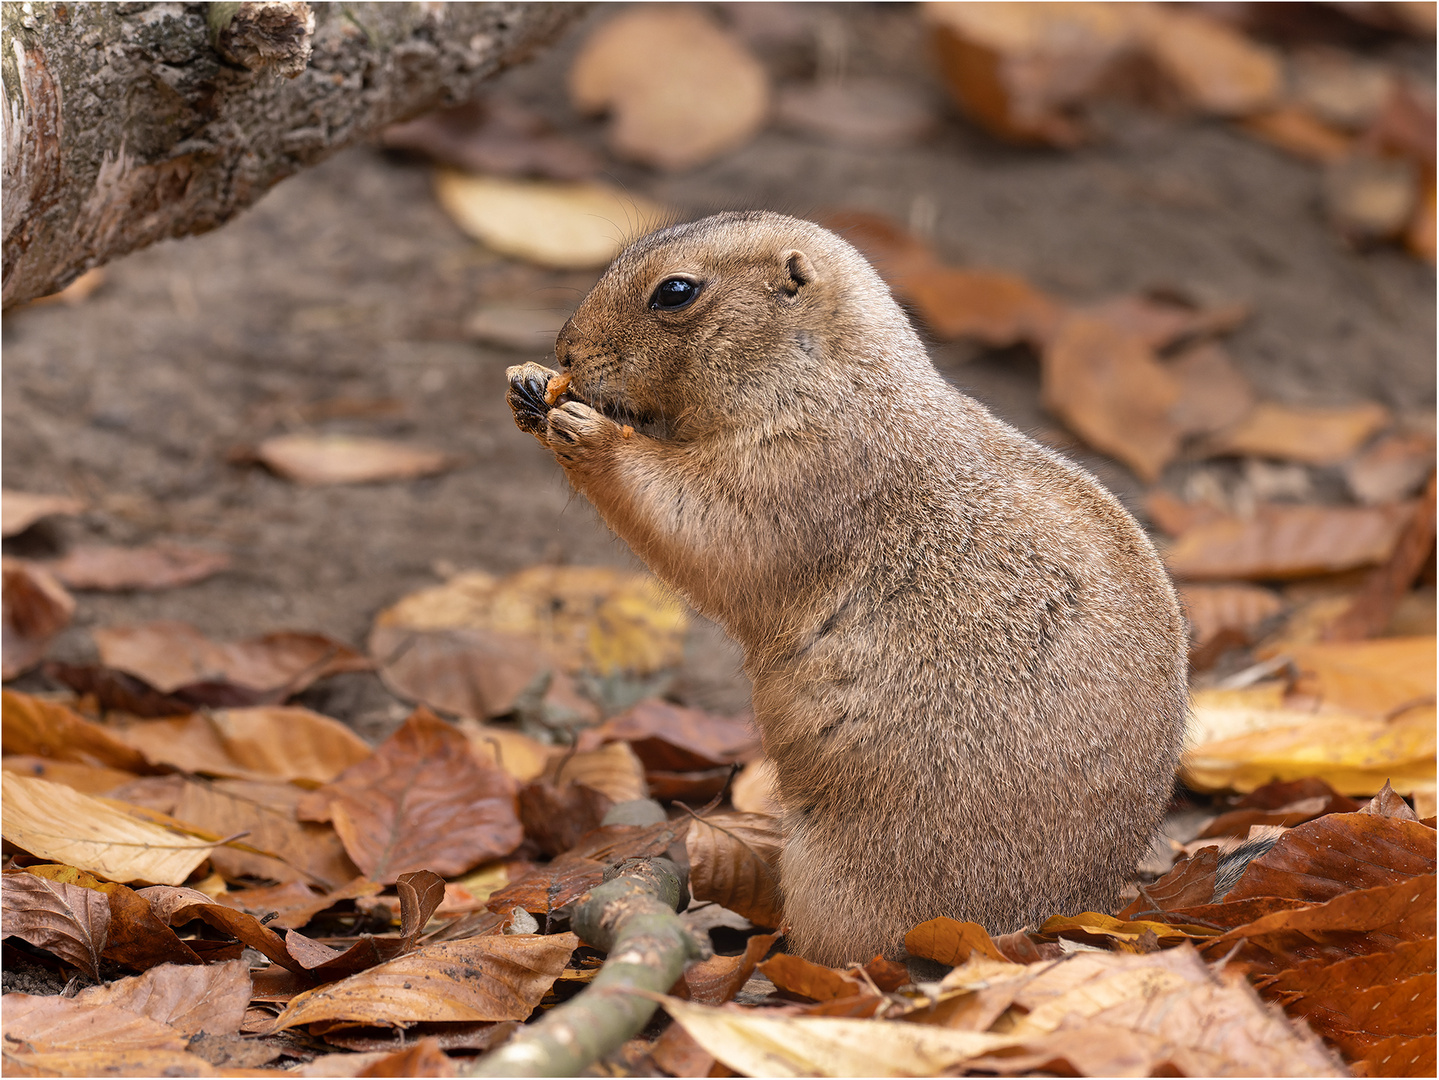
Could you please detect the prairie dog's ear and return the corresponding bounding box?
[782,250,815,296]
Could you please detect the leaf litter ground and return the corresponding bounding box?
[2,3,1434,1076]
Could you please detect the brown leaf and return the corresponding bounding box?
[1,490,85,537]
[1205,401,1391,465]
[518,780,613,858]
[1088,294,1249,352]
[1178,583,1284,669]
[1041,314,1181,480]
[2,559,75,679]
[903,267,1063,347]
[686,812,783,928]
[1144,489,1227,537]
[398,869,448,941]
[776,78,936,148]
[1225,812,1435,905]
[1324,473,1437,642]
[369,624,550,721]
[73,959,251,1037]
[1241,104,1354,163]
[357,1037,457,1077]
[924,2,1133,147]
[904,916,1008,965]
[1260,937,1436,1043]
[115,706,373,784]
[380,98,600,182]
[20,864,203,971]
[1118,847,1220,919]
[210,878,380,930]
[577,699,759,770]
[1164,501,1413,580]
[1201,874,1437,978]
[1346,433,1436,506]
[1362,780,1422,821]
[284,928,409,980]
[730,757,780,815]
[93,621,369,699]
[3,755,138,795]
[1,870,110,979]
[1166,341,1257,439]
[758,953,867,1002]
[546,741,648,804]
[0,993,188,1053]
[458,720,551,783]
[1141,7,1282,116]
[1198,795,1333,839]
[485,820,685,915]
[168,776,361,889]
[2,690,152,773]
[298,709,522,884]
[1238,776,1363,813]
[40,662,199,718]
[44,542,230,592]
[0,1049,220,1076]
[271,933,578,1029]
[255,434,455,485]
[138,885,303,973]
[683,930,779,1006]
[569,8,769,171]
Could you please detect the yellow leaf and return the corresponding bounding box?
[1,775,214,885]
[1285,636,1436,718]
[658,996,1017,1077]
[434,172,669,268]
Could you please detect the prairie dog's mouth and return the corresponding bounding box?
[566,375,670,438]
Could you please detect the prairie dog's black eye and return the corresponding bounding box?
[649,277,700,310]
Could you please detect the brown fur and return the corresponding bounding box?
[506,211,1188,966]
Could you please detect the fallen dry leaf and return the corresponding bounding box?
[1345,432,1436,505]
[683,930,780,1006]
[380,97,601,181]
[759,953,870,1003]
[255,434,455,485]
[576,699,759,770]
[1178,582,1284,668]
[298,709,523,884]
[1224,811,1435,905]
[369,623,551,721]
[434,172,669,269]
[1141,6,1282,116]
[2,690,152,773]
[902,265,1064,347]
[1205,401,1391,465]
[0,993,189,1054]
[73,959,250,1037]
[1241,104,1354,163]
[1166,341,1257,439]
[569,7,769,171]
[2,558,75,679]
[517,779,613,858]
[1284,635,1436,718]
[730,756,780,815]
[546,740,648,804]
[210,878,380,930]
[1163,501,1413,580]
[1041,314,1181,481]
[905,917,1008,965]
[93,621,368,699]
[1323,476,1436,641]
[166,776,362,889]
[1,870,110,980]
[457,720,552,783]
[1184,685,1435,797]
[1,491,85,537]
[18,864,204,971]
[138,885,300,973]
[270,933,578,1030]
[1087,293,1249,351]
[3,755,139,795]
[2,775,214,885]
[43,542,230,591]
[686,811,783,929]
[115,706,372,784]
[924,1,1134,147]
[776,78,937,148]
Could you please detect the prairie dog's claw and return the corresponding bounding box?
[507,362,559,440]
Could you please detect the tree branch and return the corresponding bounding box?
[2,2,583,308]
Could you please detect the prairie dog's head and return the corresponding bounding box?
[554,211,919,440]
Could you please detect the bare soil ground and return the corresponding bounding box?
[3,5,1434,738]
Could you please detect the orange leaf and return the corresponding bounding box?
[904,916,1007,965]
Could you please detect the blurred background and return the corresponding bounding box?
[4,1,1434,744]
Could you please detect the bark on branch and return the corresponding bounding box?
[2,1,583,308]
[466,856,708,1077]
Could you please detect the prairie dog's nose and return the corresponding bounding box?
[554,320,575,369]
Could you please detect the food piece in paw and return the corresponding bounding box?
[545,372,573,406]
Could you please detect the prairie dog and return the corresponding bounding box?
[506,211,1187,965]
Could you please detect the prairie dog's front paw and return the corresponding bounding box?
[506,362,559,441]
[546,400,620,467]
